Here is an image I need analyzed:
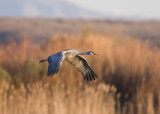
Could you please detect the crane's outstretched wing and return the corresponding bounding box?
[47,54,64,76]
[65,55,97,81]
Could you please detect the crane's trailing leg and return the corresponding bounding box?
[39,59,48,63]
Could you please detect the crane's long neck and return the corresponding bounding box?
[79,51,98,55]
[80,52,90,55]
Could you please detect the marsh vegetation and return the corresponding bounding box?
[0,31,160,114]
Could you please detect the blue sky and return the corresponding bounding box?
[67,0,160,19]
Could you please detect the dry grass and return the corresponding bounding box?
[0,34,160,114]
[0,82,116,114]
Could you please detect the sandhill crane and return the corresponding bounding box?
[40,49,98,81]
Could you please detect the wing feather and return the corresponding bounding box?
[65,55,97,81]
[47,53,64,77]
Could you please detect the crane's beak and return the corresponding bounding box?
[93,52,98,56]
[90,51,98,56]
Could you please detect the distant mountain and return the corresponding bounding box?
[0,0,109,19]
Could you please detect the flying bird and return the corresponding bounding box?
[40,49,98,81]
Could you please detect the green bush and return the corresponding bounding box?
[0,68,11,83]
[13,60,44,87]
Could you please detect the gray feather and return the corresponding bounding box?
[47,52,64,76]
[65,55,97,81]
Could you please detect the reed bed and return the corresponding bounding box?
[0,34,160,114]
